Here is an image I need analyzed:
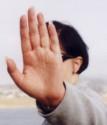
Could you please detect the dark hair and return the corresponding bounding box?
[47,21,89,74]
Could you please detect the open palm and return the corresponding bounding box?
[7,8,64,105]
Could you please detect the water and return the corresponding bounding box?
[0,108,44,125]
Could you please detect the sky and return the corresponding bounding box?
[0,0,107,85]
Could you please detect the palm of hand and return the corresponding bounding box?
[23,48,62,98]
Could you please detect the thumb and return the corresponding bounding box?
[6,58,24,86]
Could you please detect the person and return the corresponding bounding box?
[6,8,107,125]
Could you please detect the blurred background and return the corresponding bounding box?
[0,0,107,124]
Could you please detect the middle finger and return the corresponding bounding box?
[28,8,40,49]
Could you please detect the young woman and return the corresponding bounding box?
[6,8,107,125]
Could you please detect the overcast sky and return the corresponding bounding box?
[0,0,107,85]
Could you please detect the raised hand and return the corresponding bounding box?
[6,8,65,106]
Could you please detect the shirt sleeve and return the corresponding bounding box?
[36,82,107,125]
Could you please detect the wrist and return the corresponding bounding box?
[36,83,66,113]
[37,82,66,110]
[49,82,65,107]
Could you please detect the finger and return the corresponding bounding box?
[48,22,61,53]
[20,15,31,54]
[28,8,40,49]
[6,58,24,87]
[37,13,49,48]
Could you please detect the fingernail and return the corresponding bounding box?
[48,22,55,30]
[20,15,27,27]
[28,7,35,16]
[49,21,53,25]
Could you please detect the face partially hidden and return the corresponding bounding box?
[61,49,83,84]
[56,31,83,84]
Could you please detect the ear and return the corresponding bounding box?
[72,56,83,74]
